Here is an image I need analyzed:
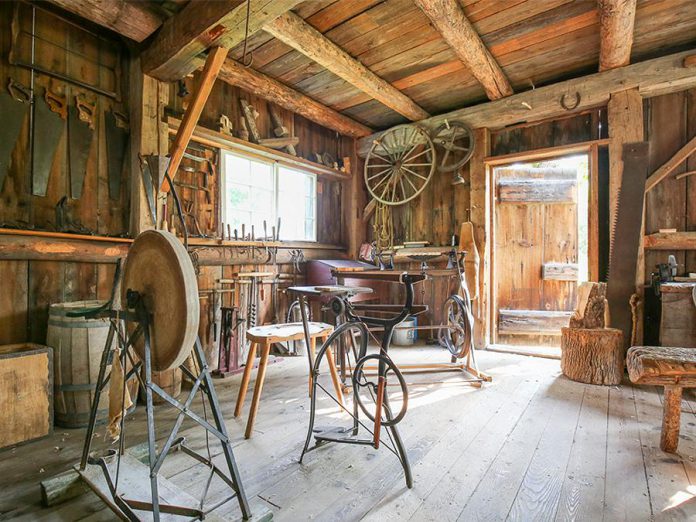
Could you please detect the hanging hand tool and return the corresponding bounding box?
[68,94,95,199]
[105,110,129,200]
[32,87,66,196]
[138,154,157,224]
[0,78,31,191]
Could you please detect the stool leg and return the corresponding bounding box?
[661,385,683,453]
[325,344,344,408]
[245,341,271,439]
[308,336,317,397]
[234,342,257,418]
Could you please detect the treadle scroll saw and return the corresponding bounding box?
[64,230,266,522]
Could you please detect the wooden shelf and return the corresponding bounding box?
[644,232,696,250]
[167,117,351,181]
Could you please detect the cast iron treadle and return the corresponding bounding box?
[313,426,374,446]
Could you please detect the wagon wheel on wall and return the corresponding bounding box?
[431,121,475,173]
[364,124,436,206]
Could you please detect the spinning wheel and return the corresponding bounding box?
[364,124,436,205]
[122,229,200,371]
[439,294,473,358]
[431,121,475,173]
[352,354,408,426]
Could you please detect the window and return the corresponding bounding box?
[221,151,317,241]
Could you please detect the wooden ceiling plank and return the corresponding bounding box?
[217,59,373,138]
[164,46,229,193]
[264,11,430,121]
[598,0,638,71]
[142,0,303,82]
[413,0,513,100]
[356,49,696,155]
[45,0,163,42]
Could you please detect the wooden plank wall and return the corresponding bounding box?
[0,2,127,346]
[644,89,696,280]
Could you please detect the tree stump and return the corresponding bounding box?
[561,327,624,385]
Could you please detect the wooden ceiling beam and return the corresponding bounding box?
[263,12,430,121]
[357,49,696,156]
[413,0,513,100]
[44,0,163,42]
[598,0,638,71]
[217,59,373,138]
[142,0,303,82]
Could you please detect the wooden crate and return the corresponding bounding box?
[0,344,53,450]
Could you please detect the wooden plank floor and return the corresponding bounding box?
[1,347,696,521]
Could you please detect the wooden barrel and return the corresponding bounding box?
[145,368,182,404]
[46,300,136,428]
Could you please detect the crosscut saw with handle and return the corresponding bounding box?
[68,94,96,199]
[606,141,650,352]
[32,87,67,196]
[0,78,31,191]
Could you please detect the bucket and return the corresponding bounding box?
[47,300,136,428]
[145,367,182,404]
[393,317,417,346]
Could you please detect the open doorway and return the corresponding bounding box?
[491,154,590,357]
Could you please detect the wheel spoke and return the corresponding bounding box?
[402,173,419,193]
[367,168,391,181]
[371,171,392,192]
[402,166,429,181]
[370,151,393,164]
[402,163,433,167]
[402,148,431,163]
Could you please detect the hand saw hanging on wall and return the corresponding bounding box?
[32,87,67,196]
[68,94,96,199]
[0,78,31,191]
[105,109,129,200]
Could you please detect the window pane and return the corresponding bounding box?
[223,152,275,235]
[278,166,316,241]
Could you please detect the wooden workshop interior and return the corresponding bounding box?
[1,0,696,520]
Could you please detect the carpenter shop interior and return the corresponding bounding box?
[1,1,696,520]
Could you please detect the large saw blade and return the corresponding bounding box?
[105,110,129,200]
[606,141,649,352]
[68,104,94,199]
[32,90,66,197]
[0,80,31,191]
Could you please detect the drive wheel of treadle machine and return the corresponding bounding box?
[438,295,473,358]
[287,299,311,323]
[352,354,408,426]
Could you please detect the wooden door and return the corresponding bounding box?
[494,165,580,345]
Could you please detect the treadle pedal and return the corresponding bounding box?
[313,426,373,445]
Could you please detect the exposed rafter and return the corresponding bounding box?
[217,59,373,138]
[142,0,303,82]
[45,0,163,42]
[357,50,696,156]
[598,0,638,71]
[413,0,513,100]
[264,11,430,121]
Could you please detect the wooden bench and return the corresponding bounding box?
[627,346,696,453]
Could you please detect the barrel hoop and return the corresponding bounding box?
[55,383,97,392]
[48,319,108,329]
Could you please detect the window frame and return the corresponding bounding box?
[220,149,318,242]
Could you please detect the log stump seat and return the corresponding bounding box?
[627,346,696,453]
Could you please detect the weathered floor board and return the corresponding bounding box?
[1,348,695,521]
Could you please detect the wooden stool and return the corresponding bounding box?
[627,346,696,453]
[234,322,344,439]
